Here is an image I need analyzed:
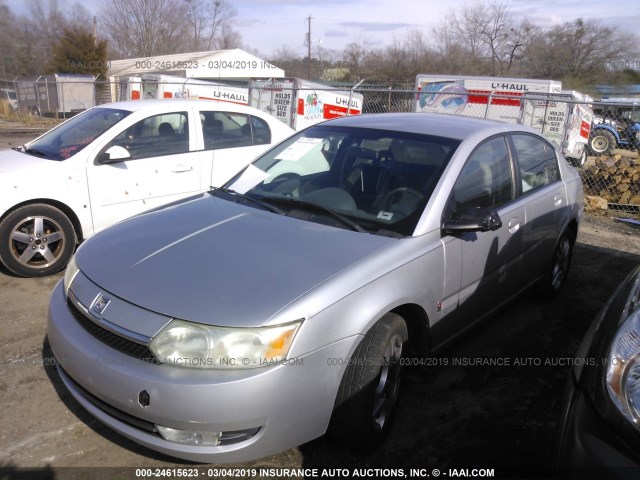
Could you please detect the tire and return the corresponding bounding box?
[0,204,77,277]
[588,130,616,156]
[537,231,574,299]
[576,147,587,167]
[329,312,408,450]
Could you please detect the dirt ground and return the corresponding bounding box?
[1,128,640,479]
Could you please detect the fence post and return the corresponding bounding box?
[484,93,491,119]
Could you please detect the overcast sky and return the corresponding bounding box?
[6,0,640,58]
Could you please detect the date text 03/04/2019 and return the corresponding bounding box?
[133,60,279,70]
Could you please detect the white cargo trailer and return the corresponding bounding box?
[248,78,363,130]
[140,74,248,105]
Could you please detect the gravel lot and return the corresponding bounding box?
[1,128,640,479]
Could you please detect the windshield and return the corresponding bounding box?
[25,107,131,160]
[224,125,460,236]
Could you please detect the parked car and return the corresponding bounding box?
[48,112,584,463]
[0,99,294,277]
[555,264,640,478]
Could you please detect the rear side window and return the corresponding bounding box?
[201,111,271,150]
[511,134,560,193]
[451,136,513,210]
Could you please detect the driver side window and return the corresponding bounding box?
[107,112,189,160]
[451,136,513,211]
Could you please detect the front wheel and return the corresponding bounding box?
[0,204,77,277]
[329,313,408,450]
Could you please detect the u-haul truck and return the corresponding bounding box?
[248,77,363,130]
[140,74,249,105]
[415,74,594,165]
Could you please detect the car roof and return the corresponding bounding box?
[95,99,259,114]
[319,112,537,140]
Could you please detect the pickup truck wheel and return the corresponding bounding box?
[589,130,616,155]
[329,313,408,450]
[0,204,76,277]
[536,231,574,299]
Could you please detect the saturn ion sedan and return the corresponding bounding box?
[48,112,584,463]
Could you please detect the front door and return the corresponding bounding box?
[87,110,201,233]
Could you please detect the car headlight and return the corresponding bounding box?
[149,319,302,369]
[63,254,80,298]
[606,309,640,426]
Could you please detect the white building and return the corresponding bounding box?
[104,49,284,103]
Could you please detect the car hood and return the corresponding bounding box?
[76,195,395,327]
[0,148,56,173]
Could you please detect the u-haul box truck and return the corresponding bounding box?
[248,77,363,130]
[140,74,249,105]
[416,74,561,121]
[415,74,592,165]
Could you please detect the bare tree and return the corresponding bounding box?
[216,24,243,50]
[101,0,190,58]
[184,0,238,51]
[341,36,371,80]
[523,18,638,85]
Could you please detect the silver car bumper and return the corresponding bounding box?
[47,281,354,463]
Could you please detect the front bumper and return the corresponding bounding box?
[47,280,355,463]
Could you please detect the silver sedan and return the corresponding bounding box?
[48,112,583,462]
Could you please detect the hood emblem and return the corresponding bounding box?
[91,294,111,316]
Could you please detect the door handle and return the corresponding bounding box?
[171,164,193,173]
[554,194,563,207]
[508,218,520,234]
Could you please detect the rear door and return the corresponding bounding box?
[508,133,567,283]
[200,110,276,186]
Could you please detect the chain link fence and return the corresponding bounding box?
[1,78,639,210]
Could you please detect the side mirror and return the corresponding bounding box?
[442,207,502,235]
[97,145,131,164]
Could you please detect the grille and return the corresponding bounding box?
[68,301,159,363]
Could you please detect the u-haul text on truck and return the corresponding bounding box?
[415,74,594,166]
[140,74,249,105]
[248,78,363,131]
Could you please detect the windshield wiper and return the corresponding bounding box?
[210,186,285,215]
[262,196,367,233]
[23,147,48,157]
